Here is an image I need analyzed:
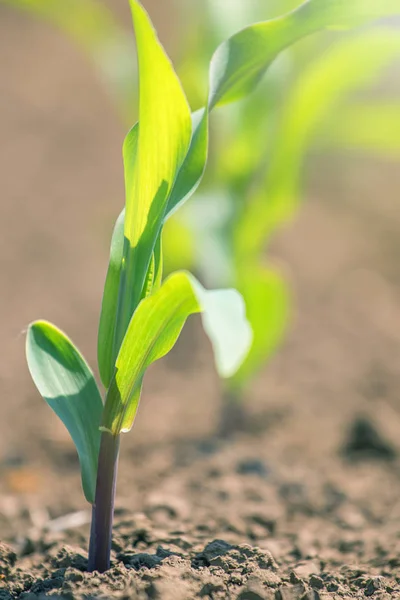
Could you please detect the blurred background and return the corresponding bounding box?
[1,0,400,536]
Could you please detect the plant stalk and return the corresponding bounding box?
[218,387,246,438]
[88,431,120,573]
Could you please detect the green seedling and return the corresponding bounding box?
[24,0,400,573]
[9,0,400,386]
[229,28,400,391]
[173,0,400,428]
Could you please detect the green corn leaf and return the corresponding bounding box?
[191,277,252,378]
[320,102,400,158]
[230,266,290,388]
[97,209,125,389]
[165,109,209,219]
[98,205,163,389]
[115,0,192,354]
[165,0,400,222]
[101,271,252,435]
[235,29,400,262]
[26,321,103,504]
[208,0,400,110]
[97,123,138,388]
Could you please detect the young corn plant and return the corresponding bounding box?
[171,0,400,432]
[25,0,400,574]
[225,27,400,410]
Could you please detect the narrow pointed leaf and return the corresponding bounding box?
[102,272,252,435]
[98,209,126,388]
[26,321,103,504]
[98,122,139,388]
[116,0,192,350]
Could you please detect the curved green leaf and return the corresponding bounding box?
[165,109,209,219]
[235,29,400,261]
[191,277,252,378]
[208,0,400,110]
[26,321,103,504]
[102,272,252,435]
[165,0,400,223]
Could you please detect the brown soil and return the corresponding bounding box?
[2,3,400,599]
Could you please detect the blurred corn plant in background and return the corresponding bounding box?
[171,0,400,432]
[4,0,400,434]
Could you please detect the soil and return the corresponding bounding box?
[1,2,400,599]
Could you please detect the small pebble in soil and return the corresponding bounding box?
[0,543,16,576]
[236,458,269,478]
[309,575,324,590]
[341,416,396,461]
[364,576,385,596]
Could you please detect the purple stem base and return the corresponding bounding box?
[88,432,120,573]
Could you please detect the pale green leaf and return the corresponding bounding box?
[101,272,252,435]
[191,278,253,378]
[26,321,103,504]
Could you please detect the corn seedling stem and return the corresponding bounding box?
[88,432,120,573]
